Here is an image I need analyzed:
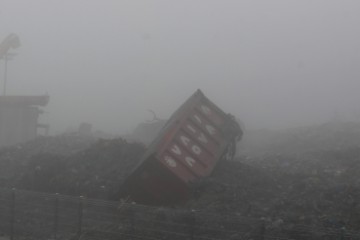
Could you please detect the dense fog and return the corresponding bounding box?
[1,0,360,134]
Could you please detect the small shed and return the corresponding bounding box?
[0,95,49,146]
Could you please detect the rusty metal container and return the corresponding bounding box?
[122,89,242,204]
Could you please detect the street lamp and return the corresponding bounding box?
[1,52,17,96]
[0,34,21,96]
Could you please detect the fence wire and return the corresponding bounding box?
[0,188,359,240]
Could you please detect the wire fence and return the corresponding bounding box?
[0,188,359,240]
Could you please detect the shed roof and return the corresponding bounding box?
[0,95,49,106]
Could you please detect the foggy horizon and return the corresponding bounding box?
[1,0,360,135]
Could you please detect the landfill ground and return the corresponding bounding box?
[0,121,360,236]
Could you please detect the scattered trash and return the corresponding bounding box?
[0,121,360,234]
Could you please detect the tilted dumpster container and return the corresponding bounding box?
[122,89,242,204]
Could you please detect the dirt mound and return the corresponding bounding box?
[2,122,360,233]
[50,138,145,198]
[0,136,145,199]
[185,147,360,230]
[0,134,95,188]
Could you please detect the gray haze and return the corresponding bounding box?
[1,0,360,134]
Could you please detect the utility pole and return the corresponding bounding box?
[3,53,8,96]
[0,33,21,96]
[2,52,16,96]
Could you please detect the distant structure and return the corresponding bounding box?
[0,95,49,146]
[131,120,166,145]
[0,33,20,59]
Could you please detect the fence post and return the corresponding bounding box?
[53,193,59,240]
[9,188,15,240]
[259,219,266,240]
[77,196,84,239]
[339,227,345,240]
[189,210,196,240]
[127,206,135,240]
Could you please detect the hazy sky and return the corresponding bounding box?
[1,0,360,134]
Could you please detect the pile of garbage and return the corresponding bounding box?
[1,121,360,234]
[186,148,360,230]
[185,122,360,232]
[48,138,145,198]
[0,134,95,188]
[0,135,145,199]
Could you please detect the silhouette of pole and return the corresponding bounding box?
[2,52,16,96]
[3,53,8,96]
